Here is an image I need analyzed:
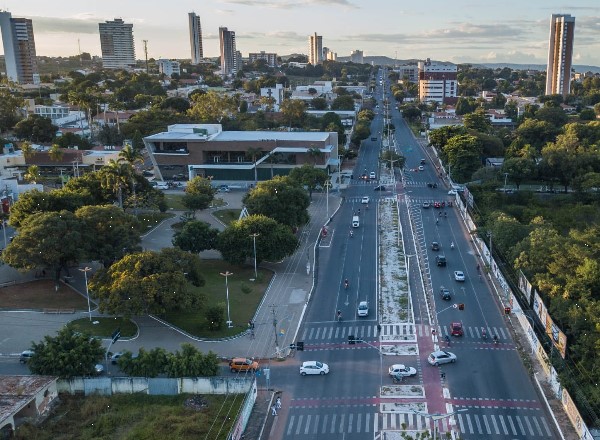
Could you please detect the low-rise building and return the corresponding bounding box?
[248,51,278,68]
[157,59,181,78]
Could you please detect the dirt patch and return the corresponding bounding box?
[0,280,88,310]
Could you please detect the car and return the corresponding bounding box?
[218,185,230,193]
[388,364,417,377]
[450,322,464,337]
[436,255,447,267]
[371,137,377,141]
[300,361,329,375]
[229,357,259,373]
[19,350,34,364]
[428,350,457,366]
[94,363,105,375]
[439,287,451,300]
[422,202,430,209]
[433,201,441,208]
[420,159,426,165]
[357,301,369,317]
[369,172,376,180]
[374,185,387,191]
[431,241,440,251]
[361,196,370,204]
[454,271,465,282]
[110,352,125,364]
[418,165,425,171]
[154,181,169,190]
[448,190,457,195]
[360,174,369,180]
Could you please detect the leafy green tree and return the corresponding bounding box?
[217,214,299,265]
[117,348,169,378]
[311,97,328,110]
[172,220,219,254]
[463,110,491,132]
[14,114,58,142]
[0,88,24,132]
[242,176,310,228]
[442,134,483,182]
[28,328,104,378]
[2,210,84,283]
[165,344,220,377]
[331,95,355,110]
[455,96,477,115]
[187,91,238,123]
[534,106,568,127]
[75,205,141,267]
[53,132,92,150]
[159,97,191,113]
[539,135,581,192]
[380,150,406,169]
[288,164,328,199]
[48,144,64,162]
[89,248,205,317]
[428,125,467,150]
[63,172,114,205]
[502,157,536,189]
[205,304,226,330]
[280,99,306,128]
[511,118,559,152]
[19,141,33,159]
[401,106,421,121]
[182,176,217,214]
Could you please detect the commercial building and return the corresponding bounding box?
[188,12,203,65]
[99,18,135,70]
[219,27,237,76]
[309,33,323,65]
[249,51,278,68]
[393,64,419,83]
[350,50,363,64]
[143,124,339,184]
[418,58,458,105]
[158,59,181,78]
[545,14,575,97]
[0,11,39,84]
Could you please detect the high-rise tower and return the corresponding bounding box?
[219,27,237,75]
[308,33,323,65]
[99,18,136,70]
[188,12,203,65]
[0,11,39,84]
[545,14,575,97]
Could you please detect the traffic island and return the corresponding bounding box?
[380,384,425,398]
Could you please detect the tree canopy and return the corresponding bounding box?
[182,176,217,214]
[172,220,219,254]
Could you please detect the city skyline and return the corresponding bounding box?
[0,0,599,67]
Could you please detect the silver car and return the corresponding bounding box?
[300,361,329,376]
[428,350,457,366]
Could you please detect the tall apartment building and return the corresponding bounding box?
[249,51,278,68]
[309,33,323,65]
[188,12,203,65]
[0,11,39,84]
[545,14,575,97]
[99,18,135,69]
[219,27,237,75]
[350,50,363,64]
[418,58,458,105]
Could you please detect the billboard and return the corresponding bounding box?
[533,291,567,358]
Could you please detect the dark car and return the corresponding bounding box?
[374,185,387,191]
[19,350,34,364]
[440,287,451,300]
[436,255,447,267]
[431,241,440,251]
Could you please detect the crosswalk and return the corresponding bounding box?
[284,407,376,438]
[379,412,451,435]
[298,322,511,344]
[455,407,554,438]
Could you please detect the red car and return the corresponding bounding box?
[450,322,463,337]
[434,202,441,208]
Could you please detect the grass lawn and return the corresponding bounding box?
[162,260,272,339]
[213,208,242,226]
[15,393,243,440]
[0,280,88,310]
[68,317,137,338]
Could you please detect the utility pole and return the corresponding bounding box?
[143,40,149,74]
[78,38,82,66]
[270,305,280,356]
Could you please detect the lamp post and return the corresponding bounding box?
[324,180,332,218]
[411,409,468,440]
[503,172,509,193]
[79,267,92,321]
[249,233,259,280]
[220,271,233,328]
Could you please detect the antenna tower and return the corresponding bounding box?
[143,40,149,74]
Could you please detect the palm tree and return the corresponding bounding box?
[24,165,41,184]
[118,143,144,213]
[307,147,323,165]
[48,144,64,162]
[101,159,133,209]
[245,147,263,183]
[20,141,33,160]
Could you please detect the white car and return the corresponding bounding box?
[428,350,457,366]
[369,172,376,180]
[361,196,370,204]
[388,364,417,377]
[357,301,369,317]
[418,165,425,171]
[454,271,465,282]
[300,361,329,376]
[448,190,457,195]
[154,181,169,190]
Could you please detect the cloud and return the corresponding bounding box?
[29,15,100,34]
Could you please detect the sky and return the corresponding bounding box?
[0,0,599,67]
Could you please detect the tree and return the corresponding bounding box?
[311,97,328,110]
[99,159,133,208]
[2,210,84,283]
[28,328,104,378]
[117,347,169,378]
[14,114,58,142]
[501,157,536,189]
[401,106,421,122]
[288,164,328,199]
[90,247,205,317]
[160,97,191,113]
[75,205,141,267]
[534,106,568,127]
[428,126,467,150]
[53,132,92,150]
[463,110,491,133]
[442,134,483,182]
[48,144,64,162]
[19,141,33,159]
[24,165,40,184]
[182,176,217,214]
[242,176,310,228]
[331,95,355,110]
[187,91,238,123]
[164,344,220,377]
[217,214,299,265]
[280,99,306,128]
[172,220,219,254]
[0,88,24,132]
[380,150,406,169]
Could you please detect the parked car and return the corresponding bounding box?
[229,357,259,373]
[19,350,34,364]
[450,322,464,337]
[388,364,417,377]
[357,301,369,317]
[418,165,425,171]
[428,350,457,366]
[300,361,329,375]
[154,181,169,190]
[439,287,451,300]
[454,271,465,282]
[218,185,230,193]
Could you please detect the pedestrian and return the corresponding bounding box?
[271,404,277,416]
[377,324,382,334]
[276,397,282,410]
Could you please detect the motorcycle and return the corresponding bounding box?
[481,328,487,339]
[350,230,353,238]
[493,335,498,344]
[450,242,455,250]
[344,280,349,289]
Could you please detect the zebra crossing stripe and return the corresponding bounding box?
[507,415,517,435]
[474,414,483,434]
[482,414,491,434]
[327,326,333,339]
[330,414,336,434]
[304,414,311,435]
[338,413,345,433]
[348,413,353,433]
[499,414,508,434]
[524,415,535,435]
[295,414,303,435]
[313,414,319,435]
[322,414,328,435]
[516,415,525,434]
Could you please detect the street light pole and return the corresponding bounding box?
[220,271,233,328]
[503,172,509,193]
[79,266,92,321]
[249,233,259,280]
[324,180,332,218]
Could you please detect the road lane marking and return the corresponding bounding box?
[312,414,319,435]
[491,414,500,434]
[541,416,552,436]
[295,414,303,435]
[482,414,491,434]
[465,413,474,434]
[348,413,353,433]
[524,415,535,435]
[516,415,525,434]
[507,415,518,435]
[330,414,336,434]
[474,414,483,434]
[286,415,295,436]
[499,414,508,434]
[304,414,311,435]
[338,413,345,433]
[322,414,328,434]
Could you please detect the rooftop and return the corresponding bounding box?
[0,375,57,425]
